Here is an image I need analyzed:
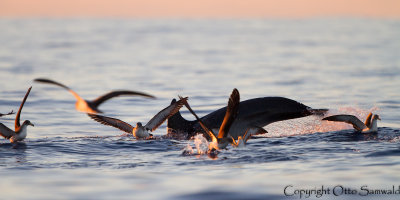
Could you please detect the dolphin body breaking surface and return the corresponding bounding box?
[167,97,327,140]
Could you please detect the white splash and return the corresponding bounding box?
[193,134,209,154]
[182,143,194,155]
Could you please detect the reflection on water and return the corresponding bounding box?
[0,18,400,199]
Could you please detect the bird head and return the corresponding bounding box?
[373,114,381,121]
[23,120,34,127]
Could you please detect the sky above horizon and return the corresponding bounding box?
[1,0,399,18]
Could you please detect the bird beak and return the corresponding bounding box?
[30,122,35,126]
[378,116,381,120]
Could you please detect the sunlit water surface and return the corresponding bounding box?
[0,18,400,199]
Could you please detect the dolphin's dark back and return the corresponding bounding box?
[167,97,327,139]
[199,97,313,128]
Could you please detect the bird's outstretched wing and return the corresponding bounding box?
[88,114,134,134]
[364,112,373,128]
[181,96,218,143]
[0,110,15,117]
[91,90,156,108]
[34,78,70,90]
[15,87,32,130]
[145,97,187,131]
[0,123,15,139]
[217,88,240,139]
[323,114,367,131]
[34,78,85,103]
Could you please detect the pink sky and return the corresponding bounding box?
[1,0,399,18]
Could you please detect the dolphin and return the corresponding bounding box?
[167,96,327,139]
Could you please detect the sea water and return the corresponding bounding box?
[0,18,399,199]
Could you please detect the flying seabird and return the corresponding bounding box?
[168,95,327,140]
[34,78,155,114]
[0,110,15,117]
[88,97,188,139]
[323,112,381,133]
[0,87,34,143]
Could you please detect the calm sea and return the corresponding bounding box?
[0,18,399,199]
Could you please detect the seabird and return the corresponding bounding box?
[322,112,381,133]
[88,97,188,139]
[168,95,327,140]
[0,110,15,117]
[181,88,259,150]
[0,87,34,143]
[34,78,155,113]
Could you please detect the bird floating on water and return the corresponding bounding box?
[88,97,188,139]
[0,110,15,117]
[34,78,155,114]
[323,112,381,133]
[0,87,34,143]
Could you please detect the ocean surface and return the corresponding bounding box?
[0,18,399,199]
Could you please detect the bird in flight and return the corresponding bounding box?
[34,78,156,114]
